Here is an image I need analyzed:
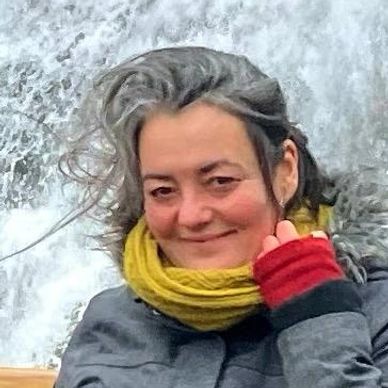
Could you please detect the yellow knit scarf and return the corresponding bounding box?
[123,205,332,331]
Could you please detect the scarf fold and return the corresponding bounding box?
[123,204,332,331]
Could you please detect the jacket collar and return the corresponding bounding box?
[328,167,388,283]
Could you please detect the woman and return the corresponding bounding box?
[55,47,388,387]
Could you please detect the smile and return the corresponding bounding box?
[181,231,236,243]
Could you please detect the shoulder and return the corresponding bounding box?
[68,284,188,347]
[63,284,155,356]
[83,285,137,319]
[56,287,176,387]
[75,285,156,336]
[59,285,166,367]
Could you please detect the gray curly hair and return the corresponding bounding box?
[60,46,333,265]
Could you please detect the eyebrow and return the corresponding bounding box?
[142,173,172,182]
[199,159,243,174]
[141,159,243,182]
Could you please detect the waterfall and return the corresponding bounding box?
[0,0,387,367]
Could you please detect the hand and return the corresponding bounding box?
[253,220,343,309]
[259,220,328,259]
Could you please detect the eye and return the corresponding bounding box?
[149,186,175,199]
[208,176,238,187]
[212,176,235,184]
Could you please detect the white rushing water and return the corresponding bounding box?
[0,0,387,368]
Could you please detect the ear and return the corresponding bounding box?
[272,139,299,205]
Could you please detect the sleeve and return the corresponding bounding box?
[253,235,388,387]
[270,279,388,387]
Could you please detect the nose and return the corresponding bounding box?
[177,193,213,229]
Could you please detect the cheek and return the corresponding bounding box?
[144,201,175,238]
[225,189,273,224]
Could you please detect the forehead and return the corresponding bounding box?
[138,103,259,172]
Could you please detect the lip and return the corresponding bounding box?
[181,230,236,243]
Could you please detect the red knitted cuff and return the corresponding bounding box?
[252,236,344,309]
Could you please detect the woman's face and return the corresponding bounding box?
[139,103,297,269]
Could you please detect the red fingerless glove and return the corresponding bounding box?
[252,236,345,309]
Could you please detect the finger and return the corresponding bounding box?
[311,230,328,239]
[259,235,280,257]
[275,220,299,244]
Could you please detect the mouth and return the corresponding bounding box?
[181,230,236,243]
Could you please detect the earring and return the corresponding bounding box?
[278,199,285,209]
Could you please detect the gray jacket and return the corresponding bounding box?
[55,171,388,387]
